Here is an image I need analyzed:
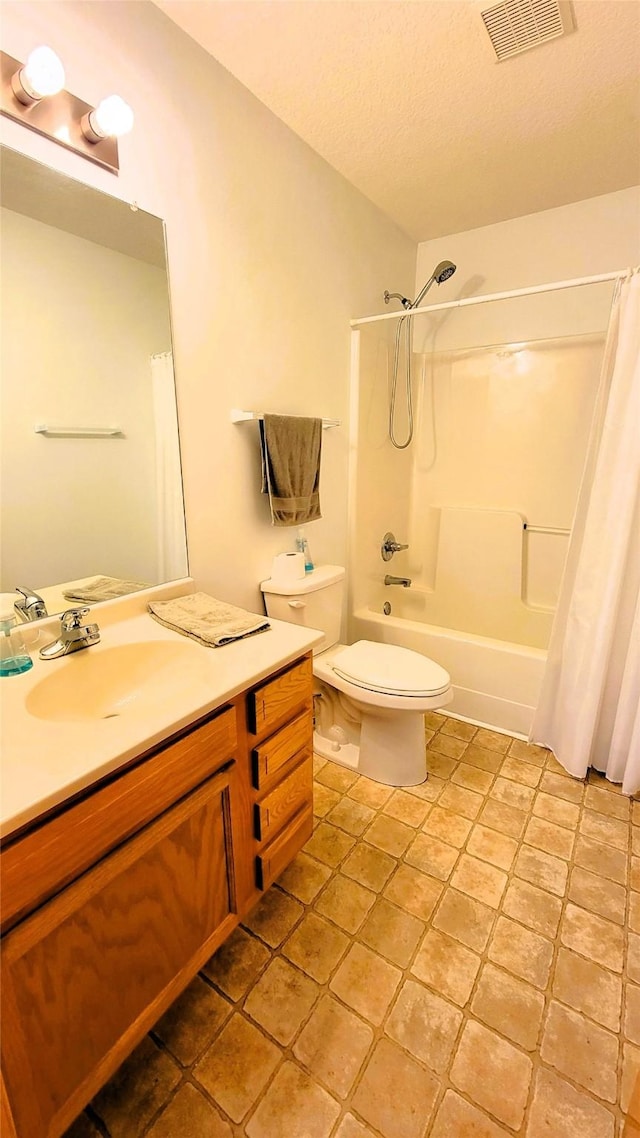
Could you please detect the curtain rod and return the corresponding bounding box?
[351,269,631,327]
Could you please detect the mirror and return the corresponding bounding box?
[0,146,188,619]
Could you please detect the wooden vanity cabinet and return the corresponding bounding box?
[0,652,315,1138]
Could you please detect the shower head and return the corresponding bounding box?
[411,259,457,308]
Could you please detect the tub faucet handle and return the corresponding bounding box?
[381,532,409,562]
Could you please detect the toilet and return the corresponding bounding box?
[260,565,452,786]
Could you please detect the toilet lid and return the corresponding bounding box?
[331,640,450,697]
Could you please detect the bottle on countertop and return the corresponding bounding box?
[295,528,314,574]
[0,595,33,676]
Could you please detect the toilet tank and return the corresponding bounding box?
[260,565,345,654]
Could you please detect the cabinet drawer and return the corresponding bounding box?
[254,753,312,844]
[256,804,314,891]
[1,705,237,933]
[247,656,312,737]
[251,710,312,791]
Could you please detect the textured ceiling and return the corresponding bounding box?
[155,0,640,241]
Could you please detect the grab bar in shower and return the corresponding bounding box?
[523,524,571,536]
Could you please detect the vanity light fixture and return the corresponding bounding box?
[0,48,133,174]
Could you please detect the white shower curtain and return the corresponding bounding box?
[150,352,188,582]
[531,272,640,793]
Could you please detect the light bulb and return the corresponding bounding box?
[12,46,65,103]
[83,95,134,141]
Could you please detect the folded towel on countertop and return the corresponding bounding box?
[259,413,322,526]
[148,592,270,647]
[63,576,150,602]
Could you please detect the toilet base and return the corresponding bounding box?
[313,708,429,787]
[313,731,360,772]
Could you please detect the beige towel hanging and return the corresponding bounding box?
[259,413,322,526]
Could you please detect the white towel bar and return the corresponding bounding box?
[230,409,340,430]
[34,424,123,438]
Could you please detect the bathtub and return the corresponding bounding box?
[350,605,546,738]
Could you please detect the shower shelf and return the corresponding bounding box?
[230,409,340,430]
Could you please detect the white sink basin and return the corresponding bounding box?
[26,641,211,723]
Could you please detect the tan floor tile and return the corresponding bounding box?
[433,888,495,952]
[277,851,332,903]
[383,863,443,920]
[451,763,494,793]
[479,798,528,839]
[242,889,304,947]
[334,1115,378,1138]
[561,902,624,972]
[348,776,394,809]
[282,912,349,982]
[364,814,414,857]
[634,799,640,825]
[245,1061,340,1138]
[588,768,625,793]
[635,828,640,855]
[467,823,518,870]
[622,1042,640,1113]
[411,928,481,1006]
[314,783,343,817]
[539,769,584,803]
[474,727,511,754]
[540,1000,618,1102]
[341,842,397,891]
[451,853,508,908]
[632,855,640,891]
[500,756,542,787]
[202,927,271,1001]
[194,1014,280,1123]
[508,738,549,767]
[462,744,505,774]
[625,984,640,1044]
[359,898,424,967]
[430,1090,512,1137]
[293,994,373,1098]
[428,733,468,760]
[330,943,401,1025]
[569,865,626,925]
[244,957,319,1046]
[422,805,473,848]
[315,762,360,792]
[533,791,580,830]
[146,1085,232,1138]
[385,978,462,1073]
[514,844,568,897]
[438,783,483,820]
[426,750,459,778]
[315,873,376,934]
[352,1038,439,1138]
[629,933,640,984]
[502,878,563,938]
[406,832,460,880]
[585,783,630,820]
[313,755,327,775]
[490,776,535,812]
[525,1067,615,1138]
[406,773,447,802]
[304,822,356,867]
[524,815,575,860]
[382,788,430,827]
[580,808,629,852]
[440,718,478,742]
[153,976,231,1065]
[326,796,376,836]
[553,946,622,1031]
[425,711,447,730]
[488,915,553,989]
[450,1019,533,1129]
[631,892,640,933]
[472,961,544,1049]
[91,1038,180,1138]
[575,833,628,884]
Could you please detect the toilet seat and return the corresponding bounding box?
[331,640,450,698]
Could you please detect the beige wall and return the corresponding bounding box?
[0,0,416,610]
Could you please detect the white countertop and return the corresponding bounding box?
[0,585,323,840]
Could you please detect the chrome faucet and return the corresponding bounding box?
[15,585,48,622]
[381,532,409,562]
[384,575,412,587]
[39,607,100,660]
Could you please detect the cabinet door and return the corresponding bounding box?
[1,767,236,1138]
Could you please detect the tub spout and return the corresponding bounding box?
[384,575,412,587]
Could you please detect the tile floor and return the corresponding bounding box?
[66,712,638,1138]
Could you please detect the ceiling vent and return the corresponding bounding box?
[481,0,571,61]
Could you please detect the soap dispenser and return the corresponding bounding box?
[295,528,314,573]
[0,595,33,676]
